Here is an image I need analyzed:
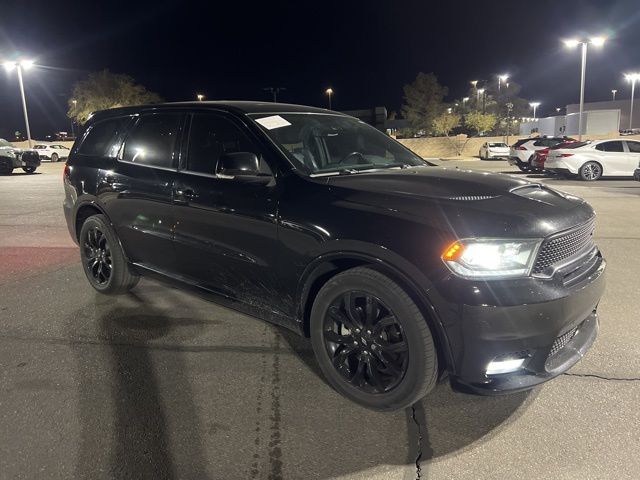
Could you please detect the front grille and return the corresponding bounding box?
[548,325,579,358]
[532,217,596,274]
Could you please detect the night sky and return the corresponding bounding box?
[1,0,639,138]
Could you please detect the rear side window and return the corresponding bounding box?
[626,141,640,153]
[512,139,529,148]
[595,141,624,152]
[122,113,182,168]
[78,117,131,157]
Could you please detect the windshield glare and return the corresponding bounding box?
[250,113,426,174]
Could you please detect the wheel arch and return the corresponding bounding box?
[580,159,604,178]
[74,202,107,242]
[297,249,455,372]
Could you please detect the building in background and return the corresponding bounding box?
[519,99,639,137]
[566,99,639,131]
[340,107,389,131]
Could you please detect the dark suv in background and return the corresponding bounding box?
[63,102,606,410]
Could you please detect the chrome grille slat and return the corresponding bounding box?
[533,217,596,274]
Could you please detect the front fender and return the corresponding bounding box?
[296,240,455,372]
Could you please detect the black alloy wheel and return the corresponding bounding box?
[322,291,409,394]
[79,214,139,294]
[310,267,438,411]
[22,166,36,174]
[83,226,112,285]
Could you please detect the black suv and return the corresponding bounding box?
[63,102,606,411]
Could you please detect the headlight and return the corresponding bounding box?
[442,238,541,279]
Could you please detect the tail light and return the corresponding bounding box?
[560,153,574,157]
[63,162,70,180]
[516,146,526,150]
[540,148,549,155]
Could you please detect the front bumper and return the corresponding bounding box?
[545,158,577,174]
[431,253,606,395]
[15,152,41,168]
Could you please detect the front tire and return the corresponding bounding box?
[22,166,36,174]
[310,267,438,411]
[79,214,139,294]
[51,153,59,162]
[579,161,602,181]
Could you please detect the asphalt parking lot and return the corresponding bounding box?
[1,161,639,480]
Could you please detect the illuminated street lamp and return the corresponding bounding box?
[470,80,478,89]
[325,88,333,110]
[625,72,640,129]
[197,93,205,101]
[498,74,509,92]
[611,89,617,101]
[563,35,606,140]
[3,59,35,148]
[529,102,541,119]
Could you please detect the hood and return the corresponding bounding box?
[325,166,594,238]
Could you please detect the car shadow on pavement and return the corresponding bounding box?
[68,286,533,480]
[278,327,534,478]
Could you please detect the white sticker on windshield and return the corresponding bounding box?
[255,115,291,130]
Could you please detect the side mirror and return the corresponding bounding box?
[218,152,261,177]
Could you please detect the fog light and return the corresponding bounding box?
[486,357,525,375]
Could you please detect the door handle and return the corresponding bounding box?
[174,188,198,203]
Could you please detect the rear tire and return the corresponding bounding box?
[22,166,36,174]
[51,153,59,162]
[579,161,602,181]
[310,267,438,411]
[79,214,139,294]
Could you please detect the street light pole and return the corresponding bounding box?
[70,99,77,138]
[325,88,333,110]
[578,41,587,141]
[563,36,605,141]
[4,62,35,148]
[529,102,540,120]
[626,73,640,130]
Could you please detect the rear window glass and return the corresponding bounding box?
[122,113,182,168]
[78,117,131,157]
[489,143,507,147]
[561,142,590,149]
[512,139,529,148]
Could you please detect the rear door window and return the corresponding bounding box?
[595,141,624,152]
[78,117,131,157]
[122,113,182,169]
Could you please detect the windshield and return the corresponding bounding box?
[249,113,427,174]
[0,139,13,148]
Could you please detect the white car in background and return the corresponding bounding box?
[545,139,640,181]
[479,142,509,159]
[508,136,574,172]
[33,143,70,162]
